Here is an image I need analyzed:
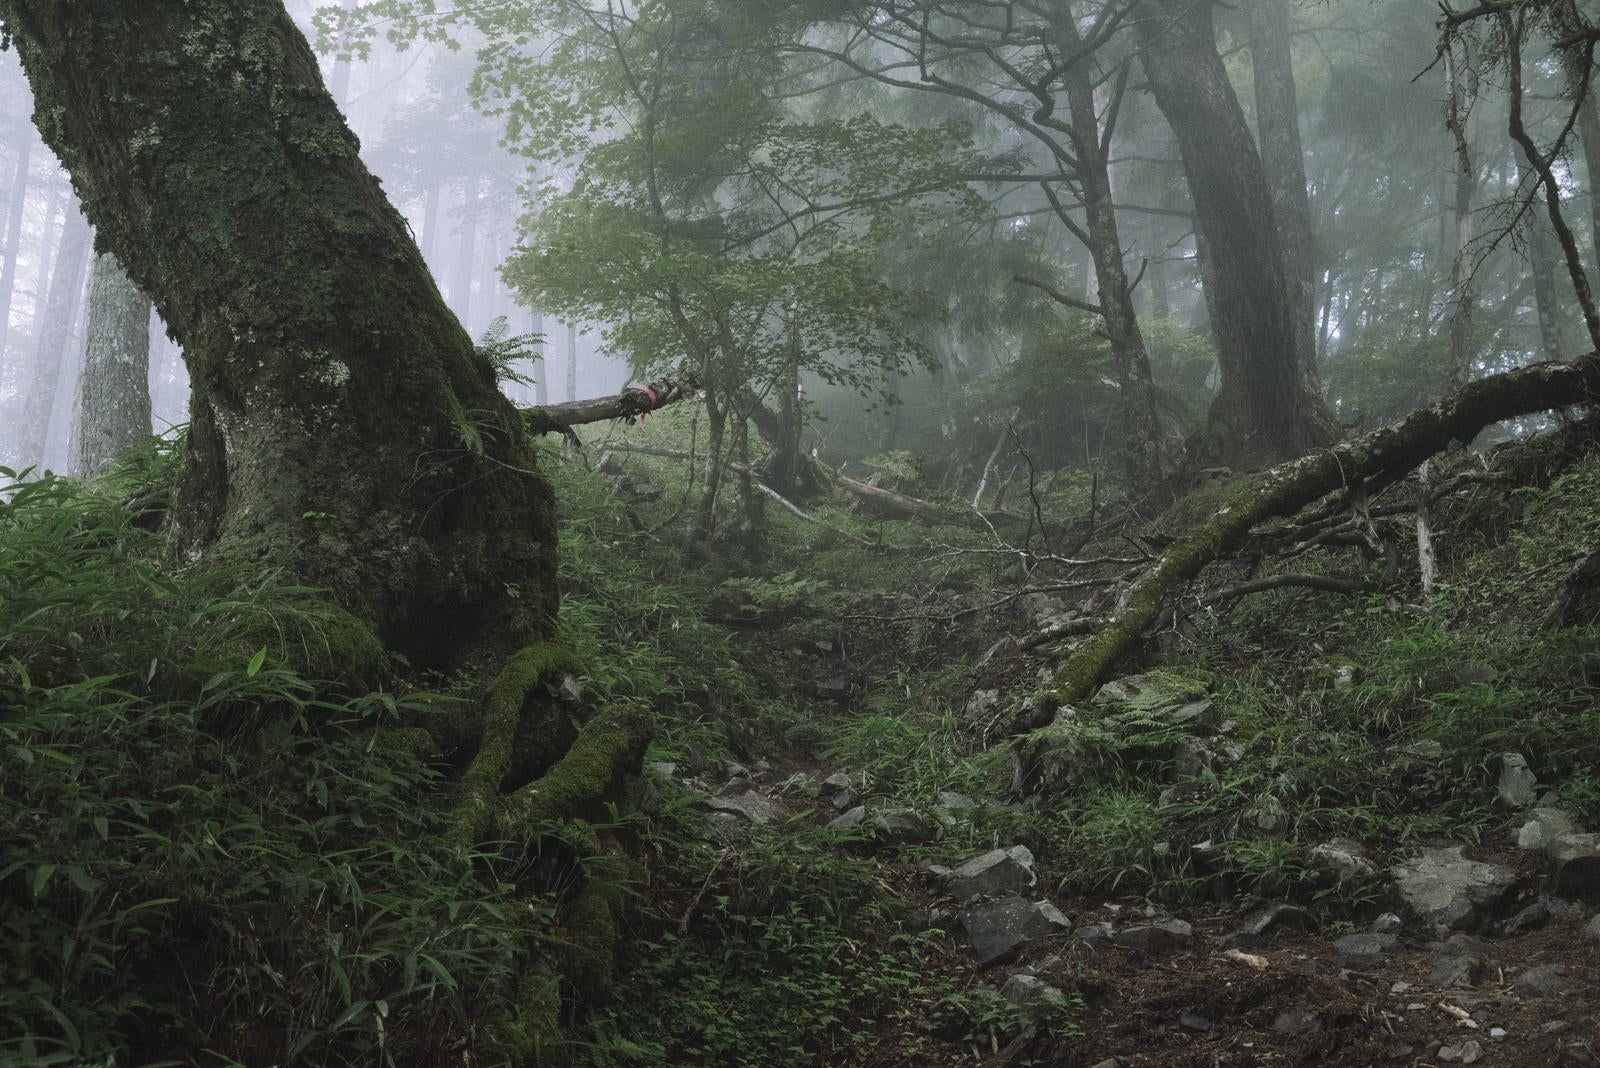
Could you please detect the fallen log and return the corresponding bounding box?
[522,379,697,436]
[1045,354,1600,707]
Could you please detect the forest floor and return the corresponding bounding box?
[7,415,1600,1066]
[559,410,1600,1068]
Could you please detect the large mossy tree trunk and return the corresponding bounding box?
[1135,0,1339,468]
[75,252,152,478]
[0,0,555,666]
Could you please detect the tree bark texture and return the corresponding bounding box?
[0,1,557,664]
[1248,0,1321,398]
[1135,0,1338,467]
[76,252,153,478]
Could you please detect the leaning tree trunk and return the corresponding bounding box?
[76,252,153,478]
[16,204,89,468]
[1135,0,1338,467]
[1248,0,1322,402]
[0,1,556,667]
[1043,352,1600,710]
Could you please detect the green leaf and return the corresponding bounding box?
[246,646,268,678]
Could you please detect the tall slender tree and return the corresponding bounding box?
[75,251,152,477]
[16,202,88,467]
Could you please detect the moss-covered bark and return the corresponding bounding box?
[1048,354,1600,706]
[0,2,554,665]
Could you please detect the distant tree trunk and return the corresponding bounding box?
[766,319,804,497]
[565,320,578,402]
[1520,171,1570,361]
[1051,11,1165,487]
[530,309,549,405]
[0,135,32,360]
[1135,0,1338,467]
[17,205,90,467]
[0,0,556,664]
[1248,0,1321,396]
[451,176,480,331]
[76,252,153,477]
[1580,97,1600,271]
[1445,43,1479,386]
[327,0,357,109]
[420,178,441,266]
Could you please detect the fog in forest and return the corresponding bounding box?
[10,3,1600,1064]
[0,1,630,476]
[1,1,1591,481]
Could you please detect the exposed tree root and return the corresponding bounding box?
[1045,354,1600,707]
[493,705,655,840]
[447,642,583,854]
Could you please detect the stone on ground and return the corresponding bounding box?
[960,895,1071,966]
[1392,846,1516,931]
[945,846,1036,901]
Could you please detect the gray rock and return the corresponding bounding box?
[1498,753,1539,808]
[1586,914,1600,941]
[960,895,1071,966]
[1454,661,1498,685]
[1088,1060,1121,1068]
[1401,739,1445,759]
[832,788,858,812]
[1334,932,1398,960]
[777,772,818,797]
[707,791,781,824]
[1171,699,1222,733]
[820,771,852,791]
[1333,665,1358,688]
[1517,807,1578,851]
[1392,846,1516,931]
[827,805,867,831]
[646,761,678,778]
[1312,838,1377,882]
[1238,903,1314,938]
[826,803,939,847]
[1273,1009,1322,1035]
[945,846,1037,901]
[1371,912,1404,934]
[1552,834,1600,901]
[815,674,849,701]
[965,689,1002,718]
[936,790,978,810]
[1503,899,1551,935]
[1437,1040,1483,1064]
[558,674,585,703]
[1178,1010,1212,1032]
[1429,934,1493,988]
[1560,1042,1600,1067]
[1000,973,1063,1013]
[1112,919,1193,954]
[864,807,941,847]
[1510,963,1567,998]
[1073,922,1115,952]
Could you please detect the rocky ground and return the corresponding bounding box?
[656,697,1600,1068]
